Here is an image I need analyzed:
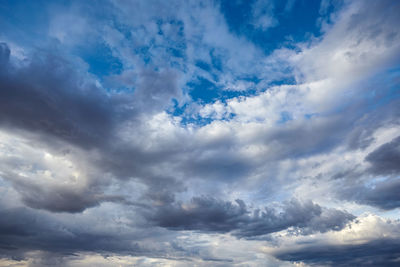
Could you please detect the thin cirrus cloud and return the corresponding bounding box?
[0,0,399,266]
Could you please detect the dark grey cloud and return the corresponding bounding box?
[359,178,400,210]
[10,176,125,213]
[0,207,142,259]
[334,136,400,210]
[274,238,400,267]
[0,43,115,149]
[148,197,355,238]
[0,42,180,149]
[341,178,400,210]
[0,42,184,213]
[365,136,400,175]
[346,126,376,150]
[0,204,233,265]
[149,197,248,233]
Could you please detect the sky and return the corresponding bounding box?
[0,0,399,266]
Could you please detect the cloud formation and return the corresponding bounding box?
[275,238,400,267]
[0,0,399,266]
[149,197,355,238]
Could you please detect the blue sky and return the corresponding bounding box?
[0,0,400,266]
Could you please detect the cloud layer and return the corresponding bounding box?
[0,0,399,266]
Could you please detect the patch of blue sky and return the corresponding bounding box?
[187,77,220,103]
[239,75,262,84]
[277,111,293,124]
[0,0,50,46]
[111,20,133,41]
[219,0,329,54]
[77,41,123,78]
[304,113,319,120]
[134,45,153,65]
[187,76,259,104]
[194,60,221,82]
[168,100,187,121]
[195,60,212,72]
[263,75,296,88]
[167,47,186,59]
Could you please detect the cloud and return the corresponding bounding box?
[0,206,143,259]
[0,0,399,266]
[293,0,400,112]
[149,197,355,238]
[275,238,400,267]
[10,176,124,213]
[268,213,400,266]
[341,178,400,210]
[0,43,115,149]
[250,0,277,30]
[0,201,244,265]
[330,135,400,210]
[365,135,400,175]
[0,43,185,212]
[133,68,181,113]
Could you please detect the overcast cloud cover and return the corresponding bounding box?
[0,0,399,266]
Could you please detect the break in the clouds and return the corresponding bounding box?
[0,0,399,266]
